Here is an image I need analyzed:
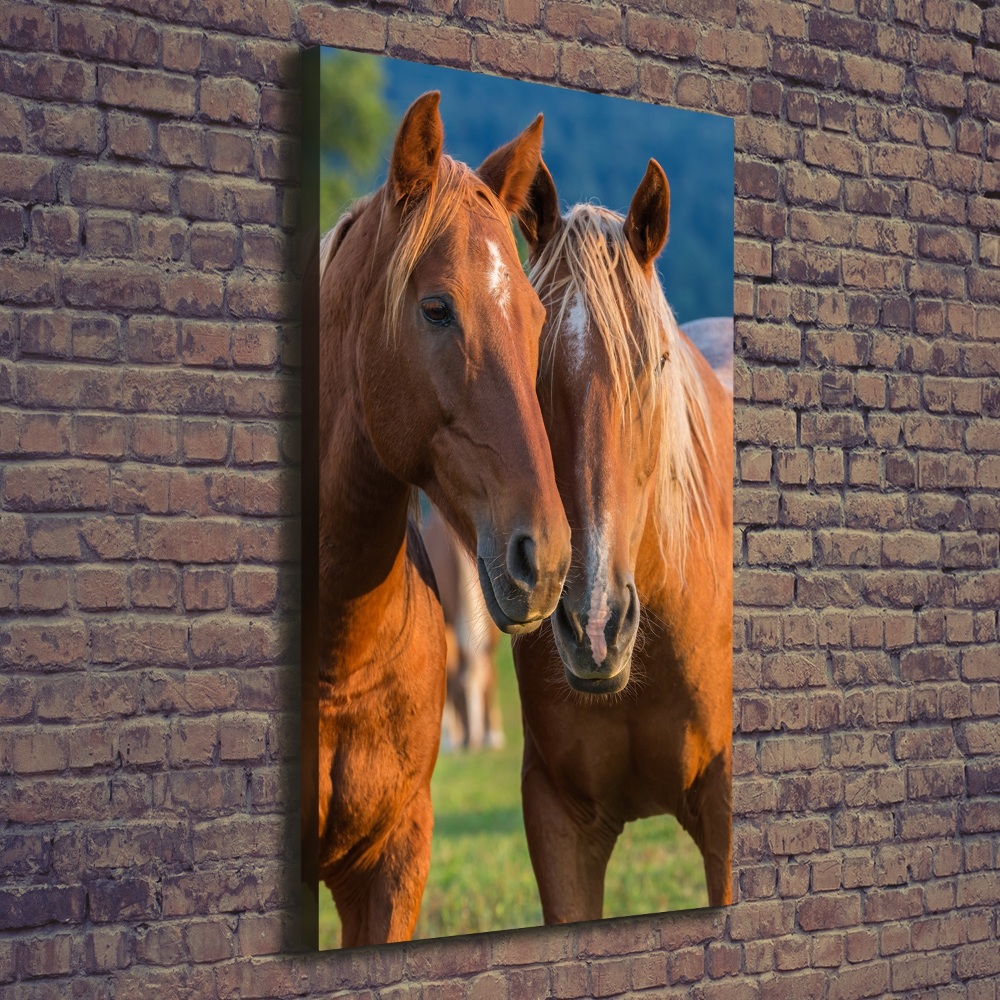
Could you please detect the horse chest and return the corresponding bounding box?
[523,634,722,820]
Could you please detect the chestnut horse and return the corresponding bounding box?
[512,159,734,918]
[318,94,570,946]
[422,503,505,751]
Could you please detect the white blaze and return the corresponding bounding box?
[566,292,588,370]
[486,240,510,321]
[587,588,610,666]
[585,517,611,666]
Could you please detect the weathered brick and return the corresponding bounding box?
[70,165,171,212]
[98,66,195,115]
[559,42,637,95]
[0,52,96,102]
[773,42,839,86]
[58,8,158,64]
[107,111,155,160]
[299,5,386,50]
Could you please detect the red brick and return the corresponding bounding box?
[17,411,71,457]
[841,54,905,97]
[231,567,278,612]
[625,11,698,57]
[138,518,238,564]
[773,42,839,85]
[476,33,558,79]
[4,461,110,512]
[829,961,890,1000]
[17,567,70,612]
[63,262,160,311]
[3,2,55,50]
[0,886,86,931]
[183,568,228,611]
[72,316,120,363]
[58,8,159,64]
[232,326,280,368]
[70,165,170,212]
[231,423,280,466]
[0,52,96,102]
[299,4,385,49]
[736,161,781,200]
[98,66,195,115]
[76,567,128,610]
[2,620,88,667]
[129,564,179,609]
[86,211,135,258]
[242,228,285,272]
[164,273,224,318]
[560,43,637,95]
[136,217,187,263]
[809,11,874,51]
[159,122,206,168]
[544,0,621,42]
[206,128,253,175]
[163,27,202,72]
[730,901,794,940]
[218,711,267,762]
[107,111,155,160]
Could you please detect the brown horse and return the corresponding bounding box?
[512,159,734,918]
[317,94,571,946]
[421,503,505,751]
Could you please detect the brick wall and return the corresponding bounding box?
[2,0,998,996]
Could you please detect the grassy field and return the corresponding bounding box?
[318,639,707,948]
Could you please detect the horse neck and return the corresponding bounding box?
[319,200,415,683]
[319,404,415,672]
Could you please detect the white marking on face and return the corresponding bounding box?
[587,587,610,666]
[566,292,588,370]
[585,515,611,666]
[486,240,510,322]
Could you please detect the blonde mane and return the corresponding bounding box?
[321,157,517,341]
[529,204,717,575]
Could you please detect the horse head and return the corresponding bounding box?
[520,158,707,693]
[331,93,571,633]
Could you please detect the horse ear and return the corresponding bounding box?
[477,113,544,215]
[624,159,670,271]
[389,91,443,204]
[517,159,561,257]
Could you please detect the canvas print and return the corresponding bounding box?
[303,47,735,949]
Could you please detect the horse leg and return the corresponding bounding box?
[441,624,463,751]
[521,731,620,924]
[678,747,733,906]
[464,651,487,749]
[483,653,505,749]
[332,787,435,947]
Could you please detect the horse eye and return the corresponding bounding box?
[659,351,668,371]
[420,299,452,326]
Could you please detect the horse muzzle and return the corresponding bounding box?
[476,526,570,635]
[551,578,639,695]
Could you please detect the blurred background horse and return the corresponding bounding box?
[422,505,505,752]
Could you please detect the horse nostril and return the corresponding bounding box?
[623,582,639,630]
[507,530,538,590]
[608,583,639,647]
[555,600,584,644]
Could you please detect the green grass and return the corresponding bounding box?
[318,639,707,948]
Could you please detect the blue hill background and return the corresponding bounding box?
[320,51,734,325]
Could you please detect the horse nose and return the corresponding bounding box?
[506,529,538,591]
